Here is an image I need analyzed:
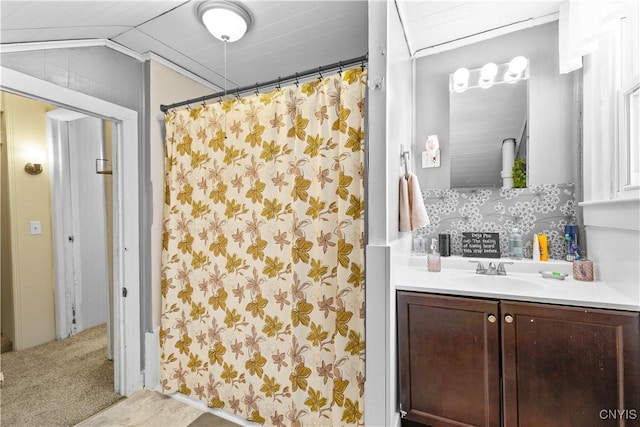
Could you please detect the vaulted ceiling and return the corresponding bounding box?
[1,1,560,91]
[1,1,368,91]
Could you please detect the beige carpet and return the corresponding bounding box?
[0,324,124,426]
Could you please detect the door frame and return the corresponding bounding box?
[1,67,142,396]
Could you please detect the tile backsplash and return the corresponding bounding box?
[415,184,577,260]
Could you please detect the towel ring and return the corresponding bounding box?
[400,145,411,178]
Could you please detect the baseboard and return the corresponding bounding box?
[168,393,260,426]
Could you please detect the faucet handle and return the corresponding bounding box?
[497,261,514,276]
[486,262,498,275]
[470,260,486,274]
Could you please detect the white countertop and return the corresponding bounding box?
[394,256,640,312]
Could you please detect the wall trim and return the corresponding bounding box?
[413,12,559,59]
[1,39,219,91]
[168,393,259,426]
[580,197,640,231]
[1,39,142,60]
[365,244,393,426]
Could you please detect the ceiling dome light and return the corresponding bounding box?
[198,1,252,42]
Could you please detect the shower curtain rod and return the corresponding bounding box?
[160,53,368,113]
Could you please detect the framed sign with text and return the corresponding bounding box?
[461,232,501,258]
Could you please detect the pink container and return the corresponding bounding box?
[573,259,594,282]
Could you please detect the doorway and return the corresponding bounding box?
[48,109,114,359]
[1,66,141,396]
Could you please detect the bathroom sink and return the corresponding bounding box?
[466,272,548,287]
[431,268,556,291]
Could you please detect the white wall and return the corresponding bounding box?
[1,47,143,112]
[414,22,576,189]
[580,3,640,306]
[365,1,413,426]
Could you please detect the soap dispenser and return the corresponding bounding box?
[427,239,441,272]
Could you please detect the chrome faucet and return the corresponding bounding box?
[470,260,513,276]
[470,260,486,274]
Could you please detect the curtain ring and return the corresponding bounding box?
[218,96,223,104]
[276,77,281,90]
[338,61,343,76]
[295,73,300,87]
[255,83,260,96]
[317,67,323,80]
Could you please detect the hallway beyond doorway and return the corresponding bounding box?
[0,324,122,425]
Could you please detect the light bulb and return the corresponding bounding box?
[508,56,528,75]
[27,148,46,165]
[505,56,528,82]
[480,63,498,81]
[479,63,497,89]
[453,67,470,92]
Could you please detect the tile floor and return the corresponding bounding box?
[76,389,208,427]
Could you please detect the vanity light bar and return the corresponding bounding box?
[450,57,529,93]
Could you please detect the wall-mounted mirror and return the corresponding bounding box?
[415,21,578,190]
[449,61,528,188]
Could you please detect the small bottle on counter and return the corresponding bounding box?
[564,224,578,261]
[532,233,541,261]
[508,228,523,260]
[538,234,549,261]
[427,239,441,272]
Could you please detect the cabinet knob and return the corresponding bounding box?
[487,314,497,323]
[505,314,514,324]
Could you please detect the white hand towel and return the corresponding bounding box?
[399,175,411,232]
[399,173,430,232]
[408,173,430,229]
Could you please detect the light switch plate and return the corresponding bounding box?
[30,221,42,235]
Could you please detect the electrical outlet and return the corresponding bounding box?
[422,151,441,168]
[30,221,42,235]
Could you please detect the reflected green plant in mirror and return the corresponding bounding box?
[513,158,526,188]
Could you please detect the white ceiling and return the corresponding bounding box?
[0,1,560,91]
[0,1,368,91]
[399,1,560,57]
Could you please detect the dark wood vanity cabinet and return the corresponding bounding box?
[397,291,640,427]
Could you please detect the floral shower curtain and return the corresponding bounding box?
[160,67,367,426]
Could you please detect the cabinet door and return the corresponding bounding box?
[501,302,640,426]
[397,292,501,427]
